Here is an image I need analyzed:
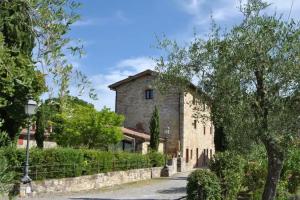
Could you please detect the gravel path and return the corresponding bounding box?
[20,171,191,200]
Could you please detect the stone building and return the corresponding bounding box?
[109,69,215,170]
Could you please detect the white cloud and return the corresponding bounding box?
[79,56,156,110]
[116,57,156,72]
[265,0,300,18]
[72,10,132,27]
[72,19,96,27]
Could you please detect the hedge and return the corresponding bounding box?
[0,147,164,180]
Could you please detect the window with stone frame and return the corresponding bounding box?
[145,89,153,99]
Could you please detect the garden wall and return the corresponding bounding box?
[20,167,163,197]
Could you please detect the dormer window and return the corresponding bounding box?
[145,89,153,99]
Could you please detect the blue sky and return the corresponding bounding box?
[67,0,300,110]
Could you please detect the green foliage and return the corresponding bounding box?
[187,169,221,200]
[146,151,165,167]
[0,147,164,180]
[282,146,300,194]
[209,151,245,200]
[35,105,46,148]
[156,0,300,198]
[54,101,124,149]
[0,0,95,143]
[149,106,160,151]
[0,155,14,195]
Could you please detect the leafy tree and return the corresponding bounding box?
[149,106,160,151]
[156,0,300,199]
[0,0,46,141]
[35,105,46,148]
[54,99,124,150]
[0,0,96,143]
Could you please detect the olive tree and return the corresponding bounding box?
[156,1,300,199]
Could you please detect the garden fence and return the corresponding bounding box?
[8,158,152,181]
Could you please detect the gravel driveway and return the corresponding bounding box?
[19,171,190,200]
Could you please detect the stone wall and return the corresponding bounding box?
[115,74,181,156]
[182,92,215,168]
[26,167,163,196]
[141,141,164,154]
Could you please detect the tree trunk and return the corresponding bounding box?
[262,142,284,200]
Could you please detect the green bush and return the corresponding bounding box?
[209,151,245,200]
[0,156,14,195]
[146,151,164,167]
[282,146,300,194]
[0,147,164,180]
[187,169,221,200]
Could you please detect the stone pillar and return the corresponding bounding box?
[19,183,35,198]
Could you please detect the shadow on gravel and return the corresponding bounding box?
[157,186,186,194]
[167,177,187,181]
[70,199,157,200]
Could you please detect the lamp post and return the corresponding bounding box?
[21,99,38,184]
[164,126,170,167]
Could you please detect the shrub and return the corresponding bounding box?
[147,151,164,167]
[0,156,14,195]
[0,147,164,181]
[282,146,300,194]
[187,169,221,200]
[209,151,245,200]
[243,147,268,198]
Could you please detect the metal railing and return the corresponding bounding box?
[8,159,152,181]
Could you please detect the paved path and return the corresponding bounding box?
[22,171,191,200]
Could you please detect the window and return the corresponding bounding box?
[191,149,193,159]
[193,120,197,129]
[203,103,206,111]
[145,89,153,99]
[210,126,213,135]
[186,149,189,163]
[210,149,213,159]
[192,96,196,105]
[203,125,206,135]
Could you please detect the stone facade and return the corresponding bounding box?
[109,70,215,170]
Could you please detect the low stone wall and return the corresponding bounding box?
[28,167,163,196]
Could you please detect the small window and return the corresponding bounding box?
[203,103,206,111]
[210,149,213,159]
[190,149,193,159]
[186,149,189,163]
[193,120,197,129]
[192,96,196,105]
[145,89,153,99]
[203,125,206,135]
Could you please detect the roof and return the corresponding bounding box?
[108,69,157,90]
[121,127,151,141]
[121,127,164,142]
[108,69,199,91]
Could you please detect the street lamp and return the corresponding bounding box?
[164,126,170,167]
[21,99,38,184]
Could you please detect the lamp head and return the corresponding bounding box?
[25,99,38,116]
[164,126,170,135]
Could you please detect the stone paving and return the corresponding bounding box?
[20,171,191,200]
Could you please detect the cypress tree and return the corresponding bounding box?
[149,106,160,151]
[35,106,45,149]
